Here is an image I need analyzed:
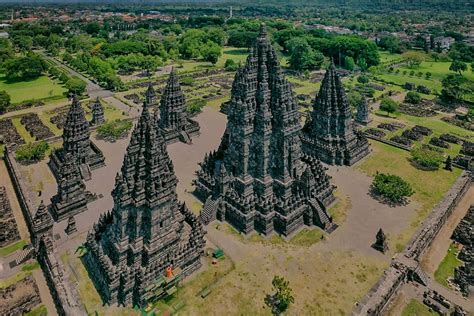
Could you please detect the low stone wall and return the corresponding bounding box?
[352,171,472,315]
[364,133,411,151]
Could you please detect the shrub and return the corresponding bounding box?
[357,75,370,84]
[224,59,239,71]
[97,119,132,140]
[371,172,414,203]
[180,76,195,86]
[411,147,444,170]
[404,91,422,104]
[379,98,398,116]
[187,99,206,115]
[15,141,49,162]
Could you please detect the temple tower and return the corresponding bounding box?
[156,70,200,144]
[49,95,105,180]
[194,24,336,236]
[50,152,87,221]
[355,96,372,125]
[301,62,370,166]
[90,98,105,126]
[32,201,54,251]
[83,98,205,307]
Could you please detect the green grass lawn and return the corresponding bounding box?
[0,74,67,104]
[402,299,438,316]
[217,47,248,67]
[0,239,28,257]
[379,51,404,65]
[25,305,47,316]
[358,141,462,250]
[434,243,463,288]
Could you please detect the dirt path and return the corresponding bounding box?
[421,185,474,275]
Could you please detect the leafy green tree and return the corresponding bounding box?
[344,56,356,71]
[449,60,468,75]
[347,90,364,109]
[224,59,239,71]
[84,22,101,35]
[379,98,398,117]
[13,35,33,52]
[227,30,258,48]
[4,55,47,80]
[66,77,87,95]
[411,147,444,170]
[357,75,369,84]
[0,90,11,113]
[404,91,422,104]
[271,276,294,313]
[441,74,474,102]
[187,99,206,114]
[425,72,432,80]
[287,37,323,71]
[402,51,424,68]
[202,41,222,65]
[357,57,368,71]
[371,172,414,203]
[15,141,50,162]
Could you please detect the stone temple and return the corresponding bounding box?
[49,95,105,180]
[83,98,205,307]
[194,24,336,236]
[301,62,370,166]
[156,69,200,144]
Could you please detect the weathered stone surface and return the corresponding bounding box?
[32,200,54,251]
[0,275,42,316]
[90,98,105,126]
[64,215,77,235]
[0,186,20,247]
[194,24,336,236]
[302,62,370,166]
[49,95,105,180]
[50,152,88,221]
[355,96,372,125]
[372,228,388,254]
[83,99,205,307]
[156,72,200,144]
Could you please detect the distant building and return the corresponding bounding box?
[434,36,456,50]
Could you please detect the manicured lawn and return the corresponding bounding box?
[434,243,463,288]
[402,299,438,316]
[288,76,321,95]
[0,74,67,104]
[0,239,28,257]
[379,51,404,64]
[289,228,324,246]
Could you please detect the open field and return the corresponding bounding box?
[0,74,67,104]
[434,243,463,288]
[358,141,462,251]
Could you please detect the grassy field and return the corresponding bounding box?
[401,299,438,316]
[0,239,28,257]
[379,51,404,65]
[434,243,463,288]
[0,74,67,104]
[25,305,47,316]
[358,141,462,251]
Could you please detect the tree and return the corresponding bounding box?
[344,56,355,71]
[287,37,324,71]
[224,59,239,71]
[13,36,33,52]
[404,91,422,104]
[347,91,364,109]
[379,98,398,117]
[202,41,222,65]
[471,62,474,73]
[357,75,369,84]
[411,147,444,170]
[270,276,294,313]
[449,60,468,75]
[371,172,414,204]
[0,90,11,113]
[402,51,424,68]
[65,77,87,95]
[85,22,101,35]
[4,55,47,80]
[425,72,432,80]
[441,74,474,102]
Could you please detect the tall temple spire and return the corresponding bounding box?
[301,63,370,166]
[49,95,105,180]
[145,81,156,106]
[90,97,105,126]
[194,28,335,236]
[84,100,205,307]
[157,69,200,144]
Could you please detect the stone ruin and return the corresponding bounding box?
[156,70,200,144]
[50,152,88,221]
[90,98,105,126]
[49,95,105,181]
[377,122,404,132]
[429,137,450,149]
[83,99,205,307]
[390,135,413,147]
[440,133,463,145]
[64,215,77,235]
[0,275,42,315]
[31,200,54,252]
[302,61,370,166]
[372,228,388,254]
[356,96,372,125]
[452,205,473,297]
[365,128,386,138]
[20,113,54,140]
[194,24,336,236]
[0,118,25,149]
[0,186,20,247]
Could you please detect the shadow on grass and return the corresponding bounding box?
[224,48,248,56]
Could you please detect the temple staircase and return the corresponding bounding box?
[308,198,338,233]
[179,131,192,144]
[15,245,35,265]
[79,163,92,181]
[200,196,220,225]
